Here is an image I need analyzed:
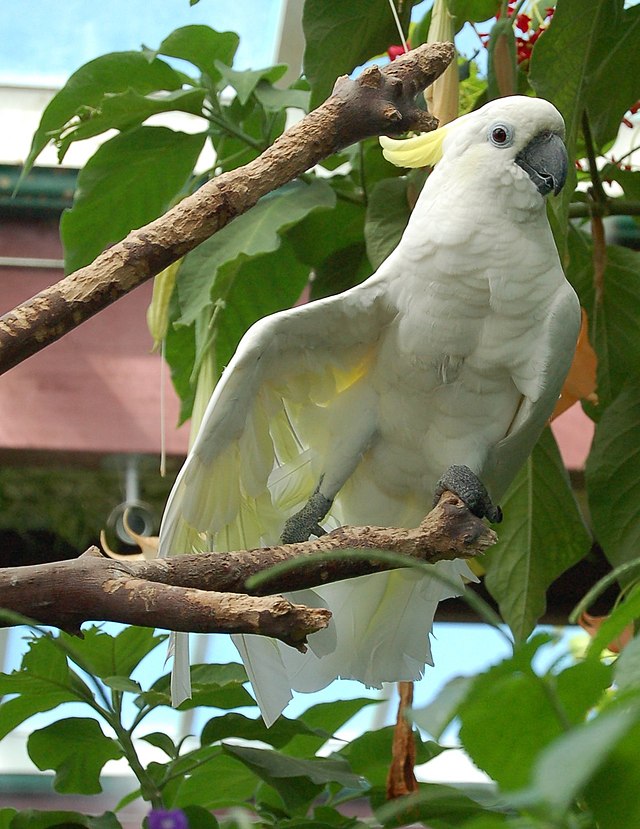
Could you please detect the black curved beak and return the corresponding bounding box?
[515,131,568,196]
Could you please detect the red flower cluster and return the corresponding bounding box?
[479,5,555,66]
[514,7,554,64]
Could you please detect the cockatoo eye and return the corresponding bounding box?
[489,123,514,147]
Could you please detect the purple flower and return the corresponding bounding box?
[147,809,189,829]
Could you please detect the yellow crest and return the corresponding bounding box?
[379,125,448,169]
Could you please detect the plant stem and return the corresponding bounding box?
[582,111,608,209]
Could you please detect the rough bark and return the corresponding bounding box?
[0,43,454,375]
[0,492,495,646]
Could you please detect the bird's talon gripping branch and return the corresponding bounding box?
[433,465,503,524]
[281,490,334,544]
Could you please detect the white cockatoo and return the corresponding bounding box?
[158,95,580,725]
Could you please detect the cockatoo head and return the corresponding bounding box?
[380,95,568,200]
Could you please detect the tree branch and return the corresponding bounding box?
[0,492,495,648]
[0,43,454,376]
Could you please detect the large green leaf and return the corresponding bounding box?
[175,179,335,327]
[155,25,240,86]
[585,716,640,829]
[22,52,182,174]
[213,239,312,380]
[458,637,609,792]
[303,0,416,110]
[27,718,124,795]
[364,177,411,269]
[59,626,165,680]
[483,428,591,641]
[169,752,258,810]
[529,0,640,235]
[586,383,640,570]
[564,231,640,409]
[526,705,640,820]
[0,636,89,740]
[60,126,205,273]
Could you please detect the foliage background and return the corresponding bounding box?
[3,0,640,827]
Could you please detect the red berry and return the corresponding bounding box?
[387,44,406,61]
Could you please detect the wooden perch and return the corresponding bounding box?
[0,492,496,648]
[0,42,454,376]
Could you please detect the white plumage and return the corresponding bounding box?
[159,95,581,725]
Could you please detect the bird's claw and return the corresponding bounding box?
[280,491,333,544]
[433,464,503,524]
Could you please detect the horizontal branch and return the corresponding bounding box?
[0,492,495,647]
[568,198,640,218]
[0,43,454,376]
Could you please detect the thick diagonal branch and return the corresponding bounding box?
[0,43,454,375]
[0,493,495,644]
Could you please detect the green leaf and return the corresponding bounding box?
[215,63,288,106]
[529,0,640,236]
[56,87,206,156]
[303,0,415,110]
[584,717,640,829]
[102,676,142,694]
[60,626,165,680]
[0,635,87,740]
[170,753,258,810]
[287,196,366,269]
[565,234,640,409]
[222,743,365,814]
[201,712,321,750]
[587,384,640,570]
[140,731,179,759]
[213,239,313,382]
[452,636,552,790]
[285,698,378,758]
[254,82,310,113]
[339,726,443,789]
[587,588,640,656]
[448,0,500,24]
[155,26,239,86]
[60,126,205,273]
[364,177,411,270]
[180,806,220,829]
[483,428,591,641]
[460,671,565,791]
[176,179,335,327]
[0,810,15,829]
[8,812,122,829]
[412,675,474,740]
[615,632,640,691]
[136,662,255,711]
[27,717,124,795]
[527,706,640,819]
[22,52,182,175]
[554,659,612,725]
[375,783,500,828]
